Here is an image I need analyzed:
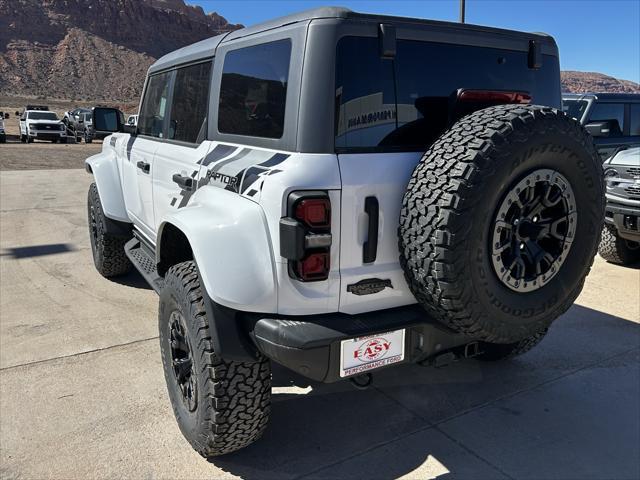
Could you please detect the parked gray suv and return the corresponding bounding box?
[563,93,640,160]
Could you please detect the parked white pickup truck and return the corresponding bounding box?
[19,106,67,143]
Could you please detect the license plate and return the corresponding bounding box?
[340,329,405,378]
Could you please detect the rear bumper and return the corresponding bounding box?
[605,202,640,242]
[251,305,474,382]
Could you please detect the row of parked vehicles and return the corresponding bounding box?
[10,105,137,144]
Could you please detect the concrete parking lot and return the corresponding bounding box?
[0,160,639,479]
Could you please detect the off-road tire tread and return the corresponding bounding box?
[399,104,603,343]
[161,261,271,457]
[87,183,131,277]
[598,224,640,265]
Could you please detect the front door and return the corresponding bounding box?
[122,69,174,240]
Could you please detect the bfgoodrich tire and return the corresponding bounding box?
[159,261,271,457]
[598,224,640,265]
[399,105,604,344]
[87,183,132,277]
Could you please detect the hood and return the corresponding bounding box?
[609,148,640,167]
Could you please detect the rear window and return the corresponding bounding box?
[168,61,212,144]
[335,37,560,151]
[218,39,291,139]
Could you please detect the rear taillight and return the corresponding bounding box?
[298,252,330,281]
[280,191,331,282]
[458,90,532,105]
[295,198,331,229]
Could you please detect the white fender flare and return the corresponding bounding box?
[85,145,129,222]
[157,186,278,313]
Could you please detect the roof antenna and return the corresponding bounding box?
[459,0,466,23]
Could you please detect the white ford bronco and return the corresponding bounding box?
[86,7,604,457]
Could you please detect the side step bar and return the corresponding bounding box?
[124,235,164,293]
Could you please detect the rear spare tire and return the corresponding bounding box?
[399,105,604,343]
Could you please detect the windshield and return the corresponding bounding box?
[562,99,589,122]
[28,111,59,121]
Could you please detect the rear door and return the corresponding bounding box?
[153,60,213,225]
[335,35,421,314]
[335,31,561,314]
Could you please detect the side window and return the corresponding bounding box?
[335,36,396,150]
[588,103,625,137]
[168,61,212,144]
[218,39,291,139]
[138,71,172,138]
[629,104,640,136]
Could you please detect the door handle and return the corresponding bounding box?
[136,161,150,173]
[172,173,194,191]
[363,196,379,264]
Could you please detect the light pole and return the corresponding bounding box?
[460,0,466,23]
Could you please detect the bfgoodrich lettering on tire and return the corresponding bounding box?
[159,261,271,457]
[399,104,605,343]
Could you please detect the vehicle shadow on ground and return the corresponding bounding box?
[0,243,75,259]
[211,304,640,480]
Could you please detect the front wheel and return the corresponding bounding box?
[159,261,272,457]
[87,183,132,277]
[84,131,92,143]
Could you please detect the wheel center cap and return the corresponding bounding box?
[516,219,540,240]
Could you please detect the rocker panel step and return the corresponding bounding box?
[124,237,164,294]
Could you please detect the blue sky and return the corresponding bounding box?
[190,0,640,83]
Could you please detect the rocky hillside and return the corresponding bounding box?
[1,1,638,103]
[561,71,640,94]
[0,0,241,102]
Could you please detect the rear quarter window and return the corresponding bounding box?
[218,39,292,139]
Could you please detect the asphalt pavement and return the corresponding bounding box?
[1,168,638,479]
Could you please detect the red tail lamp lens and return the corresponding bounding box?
[295,198,331,229]
[459,90,532,104]
[298,253,329,281]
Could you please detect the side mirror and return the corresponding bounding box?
[585,121,611,138]
[92,107,124,134]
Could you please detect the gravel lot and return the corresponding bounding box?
[0,141,102,170]
[0,163,638,479]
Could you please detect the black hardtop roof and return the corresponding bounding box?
[150,5,557,74]
[563,92,640,102]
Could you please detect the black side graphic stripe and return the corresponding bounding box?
[125,136,136,162]
[198,144,237,167]
[211,148,252,173]
[259,152,289,168]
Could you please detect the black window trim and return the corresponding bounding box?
[136,57,214,148]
